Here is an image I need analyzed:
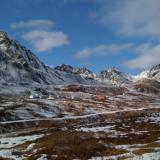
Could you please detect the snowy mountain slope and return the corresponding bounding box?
[130,64,160,94]
[148,64,160,82]
[55,64,95,80]
[1,30,160,87]
[99,67,132,84]
[132,70,149,81]
[55,65,132,85]
[132,64,160,82]
[0,31,94,85]
[133,78,160,94]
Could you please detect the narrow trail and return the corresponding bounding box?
[0,106,157,125]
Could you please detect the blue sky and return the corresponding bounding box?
[0,0,160,74]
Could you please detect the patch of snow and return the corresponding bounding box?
[0,149,23,160]
[131,151,160,160]
[37,154,48,160]
[77,125,115,132]
[89,153,134,160]
[132,70,149,81]
[25,143,35,152]
[0,134,43,149]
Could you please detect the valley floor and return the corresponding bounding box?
[0,84,160,160]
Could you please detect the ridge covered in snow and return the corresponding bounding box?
[0,31,160,87]
[0,31,94,86]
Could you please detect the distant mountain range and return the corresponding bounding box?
[0,31,160,87]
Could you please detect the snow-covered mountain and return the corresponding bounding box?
[54,65,133,84]
[55,64,74,74]
[132,70,149,81]
[133,64,160,82]
[0,31,160,87]
[99,67,132,84]
[55,64,95,80]
[0,31,93,86]
[131,64,160,93]
[148,64,160,82]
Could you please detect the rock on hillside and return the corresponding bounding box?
[99,67,132,84]
[0,31,93,86]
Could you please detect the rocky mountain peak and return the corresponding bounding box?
[55,64,74,73]
[74,67,94,79]
[100,67,131,83]
[0,31,8,39]
[100,67,121,78]
[150,64,160,72]
[0,31,46,71]
[0,31,15,52]
[0,31,96,85]
[55,64,95,79]
[74,67,93,74]
[148,64,160,82]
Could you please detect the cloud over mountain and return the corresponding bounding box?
[11,19,69,52]
[75,43,134,59]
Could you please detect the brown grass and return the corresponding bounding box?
[26,131,128,160]
[133,148,156,155]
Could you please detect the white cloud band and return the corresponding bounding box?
[11,19,69,52]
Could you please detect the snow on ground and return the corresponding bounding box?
[116,144,146,152]
[37,154,48,160]
[89,153,134,160]
[148,113,160,124]
[89,151,160,160]
[0,107,152,126]
[89,152,160,160]
[0,134,43,149]
[77,125,115,132]
[131,151,160,160]
[0,149,23,160]
[0,134,44,160]
[25,143,36,152]
[136,113,160,124]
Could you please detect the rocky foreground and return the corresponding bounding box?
[0,84,160,160]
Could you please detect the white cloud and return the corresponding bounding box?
[11,19,69,52]
[11,19,55,30]
[22,30,69,52]
[125,43,160,69]
[75,42,160,70]
[75,43,134,59]
[95,0,160,37]
[91,0,160,70]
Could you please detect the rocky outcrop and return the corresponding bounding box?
[99,67,132,84]
[148,64,160,82]
[133,78,160,94]
[0,32,93,86]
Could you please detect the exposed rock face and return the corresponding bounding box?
[134,64,160,83]
[150,64,160,71]
[74,67,95,79]
[55,64,95,81]
[133,78,160,94]
[99,67,131,84]
[148,64,160,82]
[55,64,74,74]
[0,32,92,85]
[0,31,49,85]
[54,65,132,84]
[0,31,159,87]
